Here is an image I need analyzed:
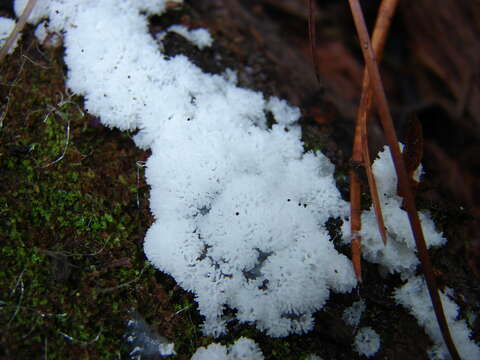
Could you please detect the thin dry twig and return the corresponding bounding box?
[95,266,147,294]
[350,0,398,282]
[41,118,71,168]
[39,242,109,258]
[349,166,362,281]
[136,160,147,208]
[0,0,38,63]
[7,278,24,327]
[347,1,461,359]
[58,328,102,345]
[1,57,28,128]
[359,0,399,246]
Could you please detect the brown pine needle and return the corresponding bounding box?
[350,0,399,282]
[0,0,38,63]
[347,1,461,359]
[357,0,400,246]
[362,122,387,244]
[350,172,363,282]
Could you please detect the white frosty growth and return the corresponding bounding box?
[34,21,61,47]
[158,25,213,49]
[0,17,20,55]
[342,144,446,276]
[353,327,381,358]
[18,0,356,337]
[395,276,480,360]
[34,20,48,43]
[126,311,175,358]
[191,337,264,360]
[343,299,366,328]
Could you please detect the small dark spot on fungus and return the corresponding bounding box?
[334,269,338,273]
[287,199,291,202]
[235,212,239,216]
[298,203,301,207]
[303,204,307,208]
[128,75,131,79]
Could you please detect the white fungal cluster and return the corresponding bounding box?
[353,327,381,358]
[342,145,446,276]
[9,0,479,358]
[191,337,264,360]
[395,276,480,360]
[16,0,356,338]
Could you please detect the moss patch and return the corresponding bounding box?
[0,27,337,360]
[0,31,198,359]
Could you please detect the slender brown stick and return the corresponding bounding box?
[359,0,399,246]
[0,0,38,63]
[350,0,399,282]
[347,1,461,359]
[350,169,362,281]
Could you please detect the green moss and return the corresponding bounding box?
[0,32,330,360]
[0,33,180,359]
